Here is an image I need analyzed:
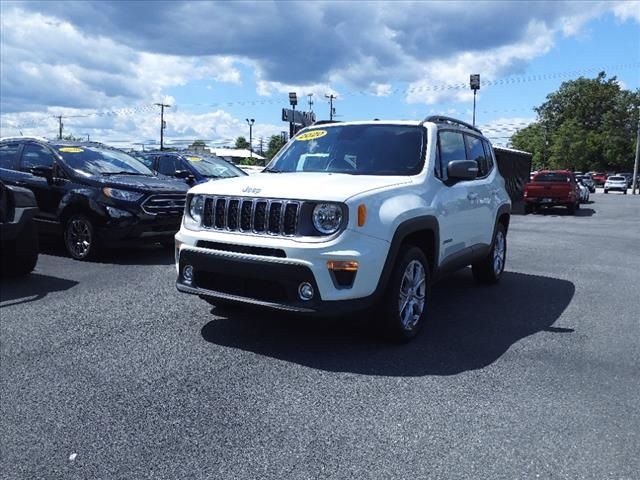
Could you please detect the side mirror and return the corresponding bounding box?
[174,169,196,184]
[31,166,54,181]
[447,160,478,181]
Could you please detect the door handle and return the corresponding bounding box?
[467,193,479,201]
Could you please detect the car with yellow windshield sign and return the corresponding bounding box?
[0,138,189,260]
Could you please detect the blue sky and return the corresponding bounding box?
[0,1,638,149]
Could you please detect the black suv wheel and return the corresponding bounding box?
[64,214,100,260]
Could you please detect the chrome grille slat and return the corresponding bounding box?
[200,196,301,237]
[141,194,186,215]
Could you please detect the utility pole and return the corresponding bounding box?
[325,94,336,121]
[245,118,255,159]
[632,110,640,194]
[155,103,170,150]
[307,93,314,112]
[259,136,264,156]
[325,93,338,121]
[56,115,63,139]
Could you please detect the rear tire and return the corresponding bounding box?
[524,204,533,214]
[567,202,576,214]
[378,246,430,342]
[472,223,507,285]
[604,189,608,194]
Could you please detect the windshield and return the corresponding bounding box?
[55,146,154,175]
[265,124,425,175]
[184,155,247,178]
[534,173,570,182]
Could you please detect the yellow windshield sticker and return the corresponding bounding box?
[296,130,327,141]
[59,147,84,153]
[186,156,202,162]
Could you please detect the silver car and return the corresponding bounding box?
[604,176,628,194]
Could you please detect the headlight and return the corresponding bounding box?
[312,203,343,235]
[103,187,144,202]
[187,195,204,223]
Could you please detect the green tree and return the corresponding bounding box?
[511,72,639,172]
[265,135,286,160]
[234,136,249,149]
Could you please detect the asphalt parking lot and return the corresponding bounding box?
[1,191,639,480]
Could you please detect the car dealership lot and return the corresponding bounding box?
[1,193,639,479]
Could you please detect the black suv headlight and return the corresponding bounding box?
[184,194,204,230]
[312,203,344,235]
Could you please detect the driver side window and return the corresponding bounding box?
[21,144,54,171]
[437,131,465,181]
[157,156,180,176]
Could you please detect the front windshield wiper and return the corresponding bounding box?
[263,168,284,173]
[101,171,149,176]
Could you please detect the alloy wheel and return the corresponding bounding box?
[398,260,426,330]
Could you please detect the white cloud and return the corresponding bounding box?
[612,1,640,22]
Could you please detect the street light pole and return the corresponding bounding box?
[632,111,640,194]
[246,118,255,159]
[470,74,480,127]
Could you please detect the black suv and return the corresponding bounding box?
[0,138,189,260]
[0,180,39,276]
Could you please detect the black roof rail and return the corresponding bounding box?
[421,115,482,134]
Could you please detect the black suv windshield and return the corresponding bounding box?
[265,124,425,175]
[55,146,153,176]
[184,155,247,178]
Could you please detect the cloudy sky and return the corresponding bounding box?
[0,0,638,149]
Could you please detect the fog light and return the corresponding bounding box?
[183,264,194,284]
[298,282,314,301]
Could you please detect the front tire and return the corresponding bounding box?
[379,246,430,342]
[472,223,507,284]
[64,214,100,260]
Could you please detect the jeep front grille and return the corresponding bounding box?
[142,194,186,215]
[201,196,300,236]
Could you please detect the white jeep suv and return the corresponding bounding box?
[175,117,511,340]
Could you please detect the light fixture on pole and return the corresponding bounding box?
[470,74,480,127]
[245,118,255,158]
[289,92,297,137]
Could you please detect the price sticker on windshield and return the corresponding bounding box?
[296,130,327,141]
[59,147,84,153]
[186,156,202,162]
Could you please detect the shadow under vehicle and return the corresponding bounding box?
[201,270,575,376]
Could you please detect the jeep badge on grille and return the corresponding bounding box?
[242,186,261,194]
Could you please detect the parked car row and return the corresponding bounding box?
[0,137,247,265]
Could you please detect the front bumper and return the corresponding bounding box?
[175,227,389,315]
[98,213,182,244]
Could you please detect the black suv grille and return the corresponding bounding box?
[201,196,300,237]
[142,194,186,216]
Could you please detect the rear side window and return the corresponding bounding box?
[21,144,54,170]
[534,173,570,182]
[482,140,495,172]
[0,143,20,170]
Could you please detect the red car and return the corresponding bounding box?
[524,170,581,214]
[591,172,607,186]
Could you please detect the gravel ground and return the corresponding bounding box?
[1,191,639,480]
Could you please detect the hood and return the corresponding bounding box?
[188,172,412,202]
[91,174,189,193]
